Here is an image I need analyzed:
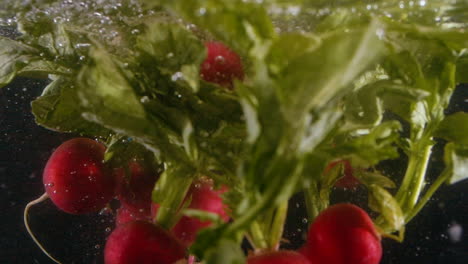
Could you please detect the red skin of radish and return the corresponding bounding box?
[115,162,158,215]
[326,160,360,190]
[151,179,229,246]
[172,179,229,246]
[247,250,312,264]
[302,203,382,264]
[200,41,244,88]
[104,221,186,264]
[43,138,115,214]
[115,205,152,227]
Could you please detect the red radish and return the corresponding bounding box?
[43,138,115,214]
[104,221,186,264]
[326,160,360,190]
[152,178,229,246]
[302,203,382,264]
[172,179,229,246]
[200,41,244,88]
[115,161,158,215]
[115,205,152,227]
[247,250,312,264]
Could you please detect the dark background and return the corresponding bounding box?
[0,35,467,264]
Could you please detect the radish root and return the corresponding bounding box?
[24,192,62,264]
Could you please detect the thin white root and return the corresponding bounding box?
[24,192,62,264]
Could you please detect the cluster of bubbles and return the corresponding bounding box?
[0,0,151,43]
[266,0,467,34]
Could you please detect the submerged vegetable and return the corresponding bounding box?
[200,41,244,88]
[104,221,186,264]
[302,204,382,264]
[43,138,115,214]
[115,161,159,215]
[171,179,229,246]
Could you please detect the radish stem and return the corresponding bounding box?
[268,201,288,250]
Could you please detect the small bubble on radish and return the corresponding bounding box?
[214,55,226,64]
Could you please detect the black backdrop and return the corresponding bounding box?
[0,56,467,264]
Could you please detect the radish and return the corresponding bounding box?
[200,41,244,88]
[326,160,360,190]
[152,178,229,246]
[171,178,229,246]
[115,205,152,227]
[247,250,312,264]
[302,203,382,264]
[41,138,115,214]
[104,221,186,264]
[24,138,115,263]
[115,161,158,215]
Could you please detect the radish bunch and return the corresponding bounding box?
[25,42,384,264]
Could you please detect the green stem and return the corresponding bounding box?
[248,221,268,250]
[395,141,433,214]
[406,169,449,222]
[304,182,329,221]
[268,201,288,250]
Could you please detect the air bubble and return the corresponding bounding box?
[198,7,207,16]
[171,72,184,82]
[140,96,150,103]
[448,222,463,243]
[215,55,226,64]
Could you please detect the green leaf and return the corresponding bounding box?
[0,36,54,88]
[31,76,110,136]
[435,112,468,145]
[78,45,189,163]
[162,0,276,54]
[356,170,396,189]
[265,33,320,75]
[136,21,205,92]
[202,239,246,264]
[152,164,194,229]
[333,121,401,167]
[444,143,468,184]
[275,19,384,119]
[369,184,405,233]
[456,52,468,83]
